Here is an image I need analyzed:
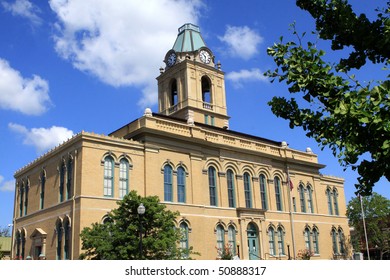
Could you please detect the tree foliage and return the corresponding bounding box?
[346,193,390,259]
[0,227,10,237]
[265,0,390,195]
[79,190,198,260]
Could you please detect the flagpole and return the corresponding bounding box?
[360,195,370,260]
[287,165,296,259]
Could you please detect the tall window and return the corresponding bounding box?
[333,189,339,216]
[208,166,217,206]
[56,220,63,260]
[274,177,282,211]
[216,225,225,251]
[24,183,28,216]
[19,183,24,217]
[40,171,46,209]
[201,76,211,103]
[268,227,275,256]
[228,225,236,255]
[277,227,285,255]
[177,167,186,203]
[312,228,319,254]
[119,159,129,199]
[226,170,236,208]
[64,218,71,260]
[307,186,314,213]
[15,231,21,258]
[259,174,268,210]
[243,172,252,208]
[103,156,114,197]
[299,184,306,212]
[66,158,73,199]
[21,231,26,260]
[331,228,338,254]
[164,165,173,202]
[304,228,311,251]
[170,79,178,106]
[326,188,333,215]
[180,222,189,258]
[338,229,345,254]
[59,161,65,202]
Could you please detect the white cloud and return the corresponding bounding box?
[218,25,263,60]
[49,0,203,107]
[0,175,15,192]
[0,58,51,115]
[1,0,42,25]
[9,123,74,154]
[226,68,268,88]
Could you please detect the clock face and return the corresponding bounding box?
[199,50,211,64]
[167,52,177,67]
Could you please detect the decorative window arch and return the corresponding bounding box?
[177,166,186,203]
[306,185,314,213]
[179,221,189,258]
[103,155,114,197]
[277,226,285,256]
[243,172,253,208]
[20,228,26,260]
[56,218,63,260]
[208,166,218,206]
[304,226,311,251]
[226,169,236,208]
[274,176,283,211]
[298,183,306,213]
[267,225,276,256]
[163,164,173,202]
[338,227,345,254]
[333,188,339,216]
[259,174,268,210]
[331,227,338,254]
[63,216,71,260]
[119,158,129,199]
[201,76,212,103]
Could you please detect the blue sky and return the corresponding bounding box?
[0,0,389,229]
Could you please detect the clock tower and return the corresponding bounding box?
[157,23,230,129]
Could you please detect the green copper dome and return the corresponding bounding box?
[172,23,207,53]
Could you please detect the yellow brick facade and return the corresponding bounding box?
[11,24,350,260]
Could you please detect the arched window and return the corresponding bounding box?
[63,218,71,260]
[15,231,21,259]
[216,224,225,251]
[299,184,306,213]
[333,189,339,216]
[21,230,26,260]
[243,172,252,208]
[226,170,236,208]
[170,79,178,106]
[326,188,333,215]
[119,158,129,199]
[201,76,212,103]
[259,174,268,210]
[208,166,217,206]
[40,171,46,209]
[164,165,173,202]
[179,222,189,258]
[312,228,319,254]
[268,227,275,256]
[24,183,28,216]
[56,220,63,260]
[304,228,311,251]
[277,227,285,255]
[338,228,345,254]
[66,157,73,199]
[228,225,236,255]
[177,166,186,203]
[331,228,338,254]
[59,161,65,202]
[19,183,24,217]
[274,176,282,211]
[307,186,314,213]
[103,156,114,197]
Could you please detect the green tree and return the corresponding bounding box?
[79,190,198,260]
[0,226,10,237]
[265,0,390,195]
[346,193,390,259]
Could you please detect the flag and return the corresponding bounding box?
[289,178,294,191]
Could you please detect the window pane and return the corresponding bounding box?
[227,170,235,208]
[274,177,282,211]
[164,165,173,201]
[208,167,217,206]
[177,167,186,203]
[260,175,268,210]
[244,173,252,208]
[119,159,129,199]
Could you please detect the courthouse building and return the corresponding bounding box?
[12,24,350,260]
